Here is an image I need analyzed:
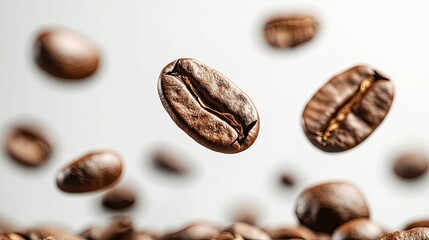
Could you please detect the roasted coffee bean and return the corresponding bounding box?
[404,220,429,230]
[4,125,51,167]
[302,65,394,152]
[213,222,271,240]
[161,222,219,240]
[133,232,158,240]
[393,150,429,180]
[264,14,318,49]
[158,58,260,154]
[36,226,84,240]
[56,150,123,193]
[279,173,295,187]
[152,150,188,175]
[99,216,134,240]
[80,226,104,240]
[295,182,369,234]
[380,227,429,240]
[331,218,384,240]
[102,186,136,210]
[34,28,100,80]
[268,226,316,239]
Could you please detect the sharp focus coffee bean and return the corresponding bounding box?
[4,125,51,167]
[213,222,271,240]
[331,218,385,240]
[380,227,429,240]
[160,222,219,240]
[158,58,260,154]
[264,14,318,49]
[295,182,370,234]
[268,226,316,239]
[404,220,429,230]
[302,65,394,152]
[102,186,136,210]
[393,150,429,180]
[56,150,123,193]
[34,28,100,80]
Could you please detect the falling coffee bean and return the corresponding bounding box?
[34,27,100,80]
[213,222,271,240]
[56,150,123,193]
[4,125,51,167]
[404,220,429,230]
[393,150,429,180]
[302,65,394,152]
[331,218,385,240]
[160,222,219,240]
[380,227,429,240]
[295,182,370,234]
[158,58,260,154]
[264,14,318,49]
[279,173,295,187]
[152,149,188,175]
[268,225,316,239]
[102,186,136,210]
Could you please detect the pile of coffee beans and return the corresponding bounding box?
[1,2,429,240]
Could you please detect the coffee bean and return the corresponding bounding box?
[102,186,136,210]
[302,65,394,152]
[34,28,100,80]
[264,14,318,49]
[380,227,429,240]
[56,150,122,193]
[4,125,51,167]
[295,182,369,234]
[393,150,429,180]
[158,58,260,154]
[404,220,429,230]
[279,173,295,187]
[152,150,188,175]
[268,225,316,239]
[161,222,219,240]
[331,218,385,240]
[99,216,134,240]
[133,232,158,240]
[80,226,104,240]
[213,222,271,240]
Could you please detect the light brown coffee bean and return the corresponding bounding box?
[380,227,429,240]
[332,218,384,240]
[393,150,429,180]
[213,222,271,240]
[268,225,316,239]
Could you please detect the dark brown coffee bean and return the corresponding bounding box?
[264,14,318,49]
[268,225,316,239]
[158,58,260,154]
[213,222,271,240]
[380,227,429,240]
[4,126,51,167]
[161,222,219,240]
[34,28,100,80]
[295,182,369,234]
[302,65,394,152]
[152,150,188,175]
[393,150,429,180]
[331,218,384,240]
[99,216,134,240]
[102,186,136,210]
[56,150,123,193]
[279,173,295,187]
[404,220,429,230]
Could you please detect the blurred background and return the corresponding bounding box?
[0,0,428,233]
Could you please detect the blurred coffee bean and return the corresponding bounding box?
[264,14,318,49]
[133,232,158,240]
[56,150,123,193]
[4,125,51,167]
[99,216,134,240]
[315,232,331,240]
[268,225,316,239]
[161,222,219,240]
[393,150,429,180]
[34,27,100,80]
[331,218,384,240]
[80,226,103,240]
[36,226,84,240]
[295,182,369,234]
[152,150,188,175]
[213,222,271,240]
[102,186,136,211]
[404,220,429,230]
[380,227,429,240]
[279,173,295,187]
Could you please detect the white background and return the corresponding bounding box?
[0,0,428,234]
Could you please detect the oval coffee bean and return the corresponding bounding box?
[99,216,134,240]
[102,186,136,210]
[404,220,429,230]
[4,125,51,167]
[264,14,318,49]
[393,150,429,180]
[151,149,189,175]
[34,27,100,80]
[158,58,260,154]
[302,65,394,152]
[295,182,369,234]
[213,222,271,240]
[268,225,316,239]
[380,227,429,240]
[56,150,122,193]
[331,218,385,240]
[160,222,219,240]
